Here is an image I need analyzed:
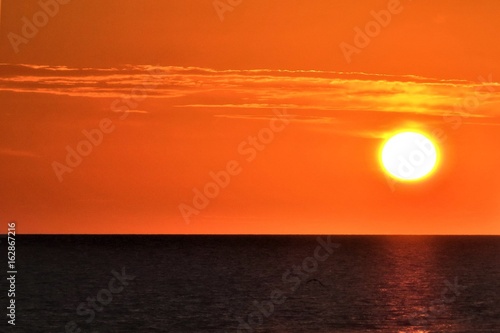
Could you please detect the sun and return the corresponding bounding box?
[379,131,440,182]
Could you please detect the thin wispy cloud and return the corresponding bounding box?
[0,148,39,158]
[214,114,337,124]
[120,109,150,114]
[1,64,499,118]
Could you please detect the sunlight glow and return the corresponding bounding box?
[380,131,440,182]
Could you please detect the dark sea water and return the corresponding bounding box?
[2,235,499,332]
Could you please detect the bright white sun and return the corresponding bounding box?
[380,131,440,181]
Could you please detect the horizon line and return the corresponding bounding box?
[4,233,500,236]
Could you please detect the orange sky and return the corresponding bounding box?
[1,0,499,234]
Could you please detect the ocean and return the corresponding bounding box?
[3,235,499,332]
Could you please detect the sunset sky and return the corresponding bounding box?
[1,0,499,234]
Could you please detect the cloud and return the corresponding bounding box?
[0,148,39,158]
[122,110,150,114]
[0,64,499,118]
[214,114,336,124]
